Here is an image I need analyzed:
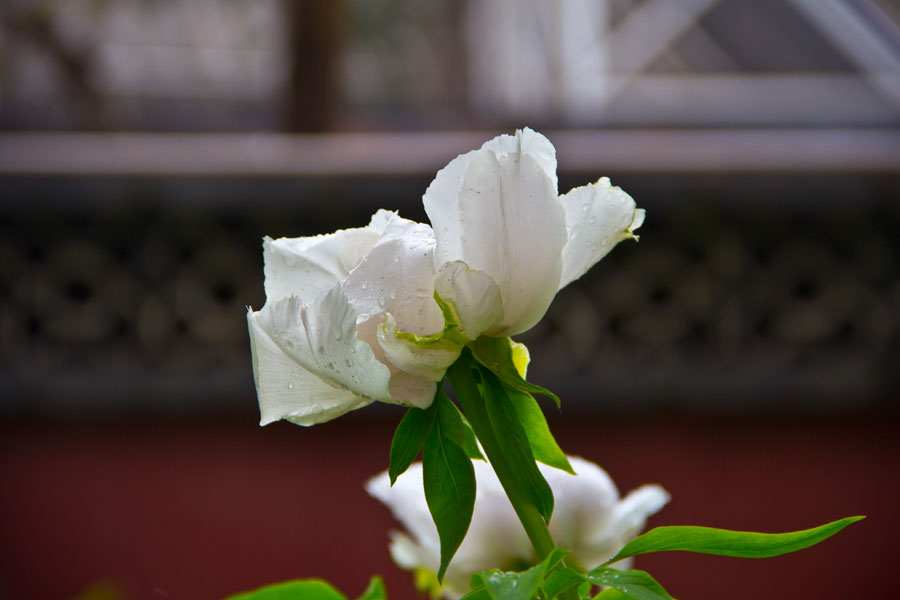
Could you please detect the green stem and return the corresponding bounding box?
[450,368,556,560]
[449,358,580,600]
[447,358,556,558]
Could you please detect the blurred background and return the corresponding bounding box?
[1,0,898,598]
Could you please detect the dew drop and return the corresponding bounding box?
[345,358,353,368]
[361,280,368,290]
[317,344,325,354]
[590,242,598,251]
[589,216,596,225]
[326,361,335,370]
[378,295,386,307]
[581,204,589,212]
[394,256,400,264]
[601,236,610,246]
[389,289,397,300]
[286,381,294,390]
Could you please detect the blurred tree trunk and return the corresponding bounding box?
[284,0,345,132]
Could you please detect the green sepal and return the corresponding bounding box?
[585,568,675,600]
[224,579,348,600]
[508,388,573,474]
[423,393,477,582]
[478,362,555,523]
[469,336,560,408]
[395,292,469,352]
[388,402,437,485]
[355,577,387,600]
[606,515,865,563]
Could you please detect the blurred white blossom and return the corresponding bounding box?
[367,456,669,598]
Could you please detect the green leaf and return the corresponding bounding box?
[508,388,574,474]
[463,549,570,600]
[437,389,466,445]
[443,399,485,460]
[355,577,387,600]
[469,336,560,408]
[542,567,585,599]
[585,569,675,600]
[592,589,629,600]
[224,579,347,600]
[388,404,436,485]
[479,364,554,522]
[460,415,485,460]
[475,568,545,600]
[423,394,477,582]
[608,516,865,563]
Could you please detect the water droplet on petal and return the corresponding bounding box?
[345,358,353,368]
[287,381,294,390]
[581,204,589,212]
[601,237,609,246]
[317,345,325,354]
[389,289,397,300]
[378,295,386,307]
[361,280,368,290]
[589,216,596,225]
[394,256,400,264]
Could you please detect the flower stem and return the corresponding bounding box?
[447,358,556,559]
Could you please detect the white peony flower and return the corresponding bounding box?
[247,210,452,425]
[247,129,644,426]
[425,128,644,338]
[366,457,669,599]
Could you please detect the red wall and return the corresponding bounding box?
[1,414,895,599]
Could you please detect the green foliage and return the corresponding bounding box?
[224,577,386,600]
[507,387,574,474]
[224,579,351,600]
[468,336,560,407]
[607,516,865,563]
[388,404,435,485]
[424,392,477,581]
[462,548,570,600]
[356,577,388,600]
[479,365,555,522]
[585,569,675,600]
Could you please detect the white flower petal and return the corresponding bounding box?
[387,372,439,409]
[343,215,444,336]
[608,484,671,542]
[558,177,645,289]
[424,141,567,336]
[263,210,394,304]
[377,313,459,381]
[247,309,371,426]
[355,315,438,409]
[368,455,667,599]
[434,261,504,340]
[480,127,558,192]
[255,285,392,403]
